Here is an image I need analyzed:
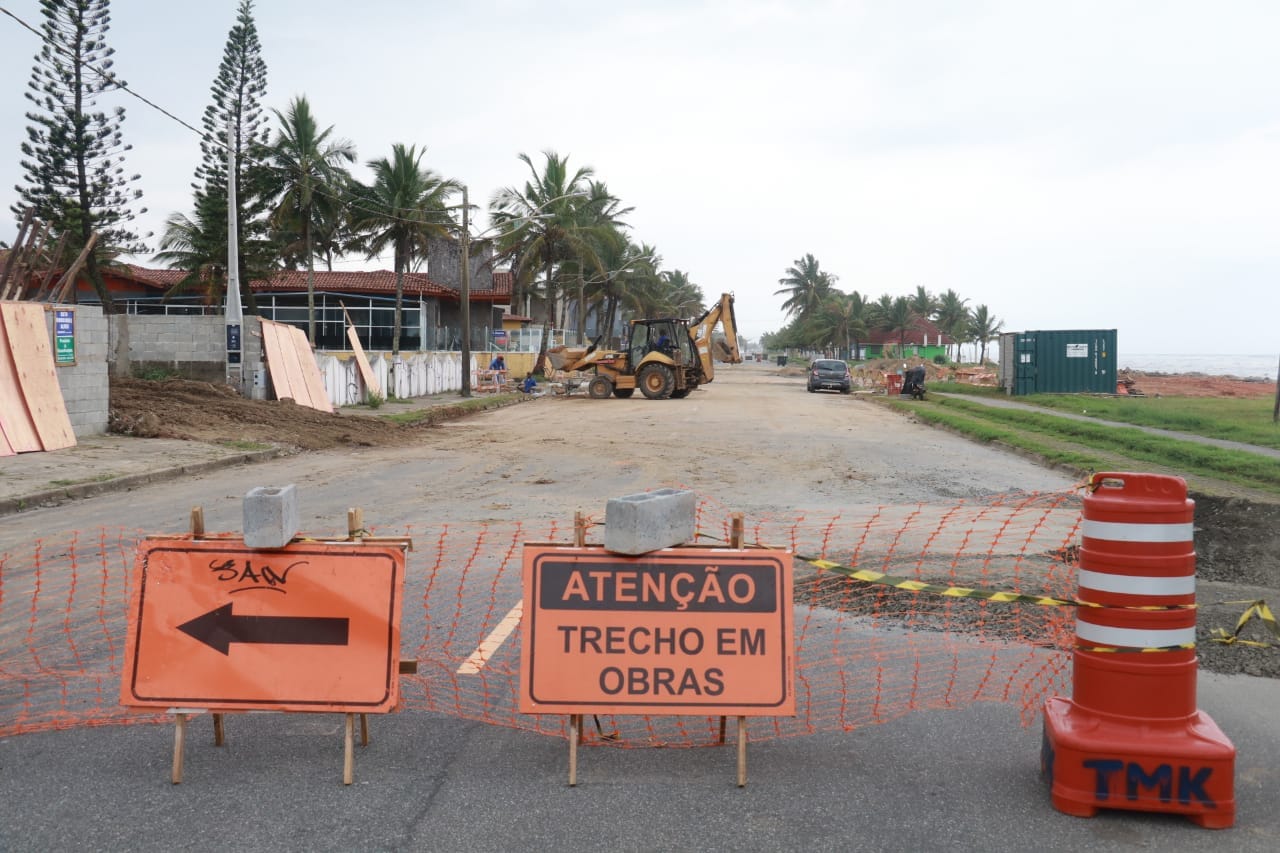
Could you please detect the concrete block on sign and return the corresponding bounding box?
[604,488,697,555]
[243,484,300,549]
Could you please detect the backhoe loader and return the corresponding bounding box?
[547,293,742,400]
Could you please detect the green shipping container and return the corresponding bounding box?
[1007,329,1117,395]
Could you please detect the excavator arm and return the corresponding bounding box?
[689,292,742,383]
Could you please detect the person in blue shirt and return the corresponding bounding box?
[489,355,506,371]
[522,375,537,394]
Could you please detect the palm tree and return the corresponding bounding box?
[657,269,705,317]
[934,288,970,362]
[610,242,662,339]
[969,304,1004,364]
[154,208,227,305]
[260,96,355,344]
[586,237,653,347]
[618,247,668,319]
[820,291,871,360]
[490,151,605,365]
[567,181,634,342]
[349,143,458,356]
[775,254,836,322]
[879,295,917,356]
[909,285,936,319]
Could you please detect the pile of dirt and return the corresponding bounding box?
[1118,370,1277,399]
[108,377,421,451]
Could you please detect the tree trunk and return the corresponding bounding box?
[305,219,316,345]
[576,269,585,345]
[535,256,554,373]
[392,246,404,357]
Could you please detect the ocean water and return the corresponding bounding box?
[1118,353,1277,380]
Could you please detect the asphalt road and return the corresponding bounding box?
[2,366,1276,850]
[2,671,1275,852]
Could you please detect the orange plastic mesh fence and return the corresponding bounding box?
[1,490,1082,744]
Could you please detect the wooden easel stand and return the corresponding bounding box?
[169,506,378,785]
[565,511,753,788]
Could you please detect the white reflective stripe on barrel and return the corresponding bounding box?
[1075,620,1196,648]
[1076,569,1195,597]
[1081,520,1194,543]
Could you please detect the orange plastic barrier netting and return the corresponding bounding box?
[1,490,1082,744]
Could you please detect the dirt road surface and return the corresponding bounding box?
[48,364,1078,541]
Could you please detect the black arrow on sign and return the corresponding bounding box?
[177,603,349,656]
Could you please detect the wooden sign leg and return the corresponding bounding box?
[172,713,187,784]
[343,713,355,786]
[359,713,369,747]
[568,714,581,787]
[736,716,748,788]
[212,713,225,746]
[719,515,745,753]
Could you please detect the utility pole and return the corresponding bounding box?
[1272,352,1279,424]
[577,266,586,345]
[225,118,243,390]
[459,185,472,398]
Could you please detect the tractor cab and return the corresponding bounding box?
[629,319,692,363]
[627,318,700,399]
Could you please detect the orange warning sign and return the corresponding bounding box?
[121,537,406,713]
[519,546,794,716]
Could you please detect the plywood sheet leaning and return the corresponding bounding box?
[0,309,42,456]
[346,325,381,399]
[287,322,334,413]
[0,302,75,452]
[260,318,308,406]
[259,318,334,413]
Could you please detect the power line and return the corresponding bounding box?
[1,4,208,143]
[0,5,635,251]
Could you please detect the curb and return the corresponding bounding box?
[0,448,288,518]
[0,392,532,519]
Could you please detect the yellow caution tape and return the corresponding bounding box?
[795,553,1195,611]
[1210,600,1279,649]
[694,533,1194,612]
[800,555,1076,607]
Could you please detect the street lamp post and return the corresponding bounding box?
[224,118,243,390]
[460,186,473,397]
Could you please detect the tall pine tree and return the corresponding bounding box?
[158,0,271,312]
[14,0,145,310]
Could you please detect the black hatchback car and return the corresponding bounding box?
[807,359,852,393]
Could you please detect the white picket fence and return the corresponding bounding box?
[315,350,471,407]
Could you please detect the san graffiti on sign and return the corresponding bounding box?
[519,546,795,716]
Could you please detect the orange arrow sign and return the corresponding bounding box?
[122,537,406,713]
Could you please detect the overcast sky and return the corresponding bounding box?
[2,0,1278,356]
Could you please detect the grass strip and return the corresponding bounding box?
[892,398,1280,494]
[890,402,1116,472]
[932,382,1280,450]
[379,393,523,426]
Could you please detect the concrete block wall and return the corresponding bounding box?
[109,314,264,389]
[50,305,109,436]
